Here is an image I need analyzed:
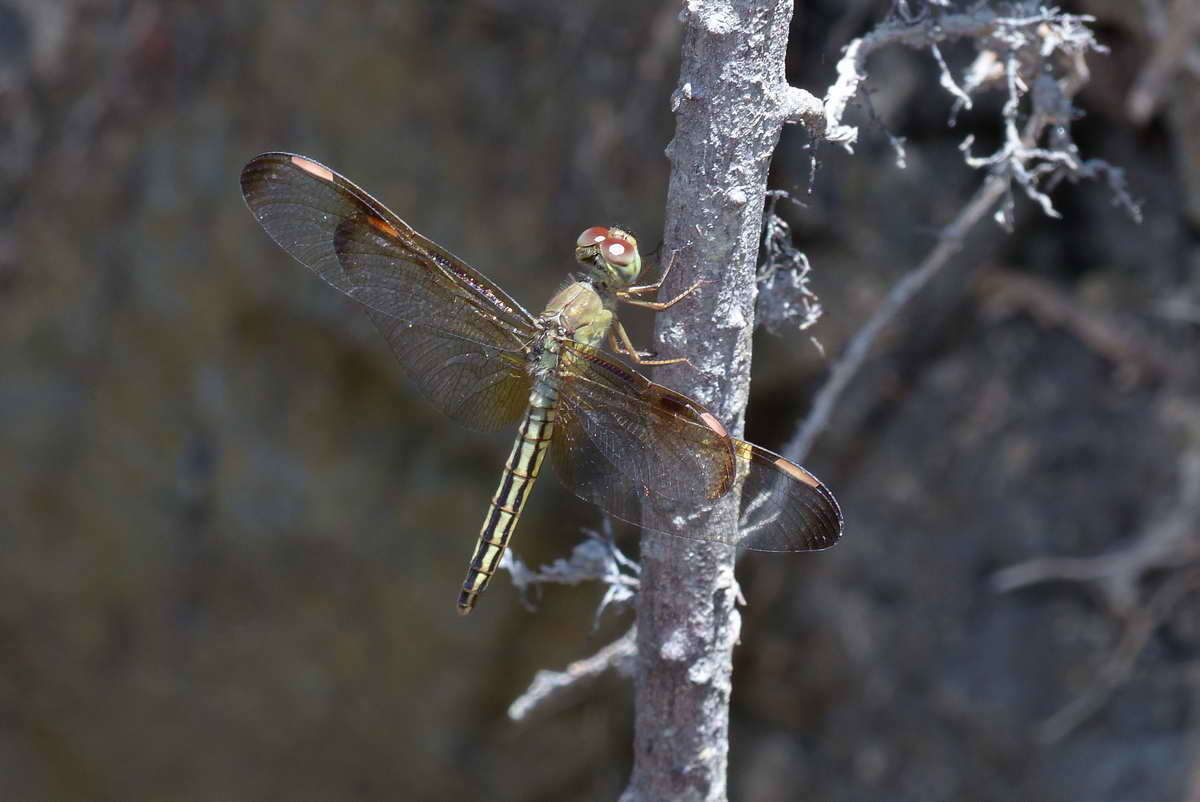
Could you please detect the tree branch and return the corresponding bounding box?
[624,1,797,799]
[508,628,637,722]
[792,3,1105,150]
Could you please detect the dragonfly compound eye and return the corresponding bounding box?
[601,238,636,267]
[576,226,610,248]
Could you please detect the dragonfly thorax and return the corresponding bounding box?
[540,280,614,350]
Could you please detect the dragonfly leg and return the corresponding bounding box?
[610,322,692,367]
[608,332,656,360]
[619,278,710,310]
[620,248,712,309]
[623,249,680,296]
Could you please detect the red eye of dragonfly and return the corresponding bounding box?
[601,237,635,267]
[576,226,610,247]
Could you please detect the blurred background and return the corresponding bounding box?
[1,1,1197,800]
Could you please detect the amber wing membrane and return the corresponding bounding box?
[240,153,535,431]
[552,342,842,551]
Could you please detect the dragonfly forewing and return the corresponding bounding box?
[242,152,538,432]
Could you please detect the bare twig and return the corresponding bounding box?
[1159,297,1200,326]
[932,40,973,111]
[1035,565,1200,743]
[992,450,1200,610]
[1126,0,1200,123]
[804,4,1104,150]
[1140,0,1200,79]
[959,66,1140,226]
[974,267,1183,386]
[994,401,1200,741]
[756,190,823,335]
[508,627,638,722]
[785,170,1009,463]
[505,520,639,622]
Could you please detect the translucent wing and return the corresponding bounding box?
[241,152,534,431]
[551,343,842,550]
[731,440,843,551]
[550,343,735,521]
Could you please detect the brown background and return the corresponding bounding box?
[1,1,1197,800]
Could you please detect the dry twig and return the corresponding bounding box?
[508,627,637,722]
[993,401,1200,741]
[1036,565,1200,743]
[505,520,639,624]
[756,190,823,336]
[974,267,1183,386]
[1126,0,1200,123]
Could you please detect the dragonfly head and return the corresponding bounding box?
[575,226,642,288]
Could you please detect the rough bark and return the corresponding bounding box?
[623,2,797,800]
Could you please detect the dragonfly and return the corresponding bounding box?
[240,153,843,615]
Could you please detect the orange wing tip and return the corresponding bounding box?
[290,155,335,182]
[699,412,728,438]
[367,215,401,238]
[772,455,821,488]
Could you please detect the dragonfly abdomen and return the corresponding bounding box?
[457,388,558,615]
